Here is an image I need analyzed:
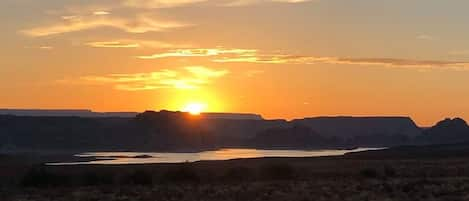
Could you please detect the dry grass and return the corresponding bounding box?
[4,154,469,201]
[5,178,469,201]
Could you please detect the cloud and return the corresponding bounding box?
[93,11,111,15]
[24,46,54,50]
[449,50,469,56]
[223,0,312,6]
[137,48,256,59]
[123,0,209,8]
[22,0,315,37]
[122,0,311,8]
[185,66,229,77]
[214,53,469,70]
[333,58,469,70]
[80,66,228,91]
[136,47,469,71]
[86,41,140,48]
[86,40,192,49]
[213,54,312,64]
[416,34,434,40]
[21,14,189,37]
[44,2,118,16]
[246,70,264,77]
[39,46,54,50]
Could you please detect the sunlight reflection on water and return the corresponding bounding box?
[48,148,384,165]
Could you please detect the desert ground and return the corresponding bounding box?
[2,147,469,201]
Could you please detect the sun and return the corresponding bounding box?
[182,103,206,115]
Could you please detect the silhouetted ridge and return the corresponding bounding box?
[433,118,468,130]
[0,109,265,120]
[134,110,216,150]
[420,118,469,144]
[250,125,337,148]
[0,109,137,118]
[6,110,469,153]
[292,116,421,139]
[201,113,263,120]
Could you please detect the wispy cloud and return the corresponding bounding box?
[333,58,469,70]
[449,50,469,56]
[212,54,310,64]
[44,2,117,16]
[224,0,312,6]
[185,66,229,77]
[246,70,264,77]
[21,14,189,37]
[214,53,469,70]
[93,11,111,15]
[122,0,311,8]
[39,46,54,50]
[138,48,469,70]
[122,0,209,8]
[25,46,54,50]
[79,66,228,91]
[86,41,140,48]
[416,34,434,40]
[86,40,191,49]
[137,48,256,59]
[22,0,314,37]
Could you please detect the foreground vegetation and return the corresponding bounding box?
[3,148,469,201]
[5,178,469,201]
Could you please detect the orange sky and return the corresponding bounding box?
[2,0,469,126]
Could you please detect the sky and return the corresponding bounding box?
[1,0,469,126]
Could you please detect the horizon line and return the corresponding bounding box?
[1,107,461,127]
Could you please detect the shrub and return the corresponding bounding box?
[21,167,68,187]
[222,166,253,182]
[260,163,295,180]
[162,164,199,183]
[384,166,397,178]
[82,171,115,186]
[122,170,153,186]
[359,168,379,178]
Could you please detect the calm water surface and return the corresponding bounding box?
[49,148,384,165]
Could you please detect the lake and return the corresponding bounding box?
[48,148,383,165]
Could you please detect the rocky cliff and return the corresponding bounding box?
[292,116,422,139]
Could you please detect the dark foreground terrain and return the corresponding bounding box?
[3,144,469,201]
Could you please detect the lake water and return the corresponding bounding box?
[48,148,384,165]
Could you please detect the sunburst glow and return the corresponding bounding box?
[182,103,206,115]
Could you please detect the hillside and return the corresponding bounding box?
[2,110,469,153]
